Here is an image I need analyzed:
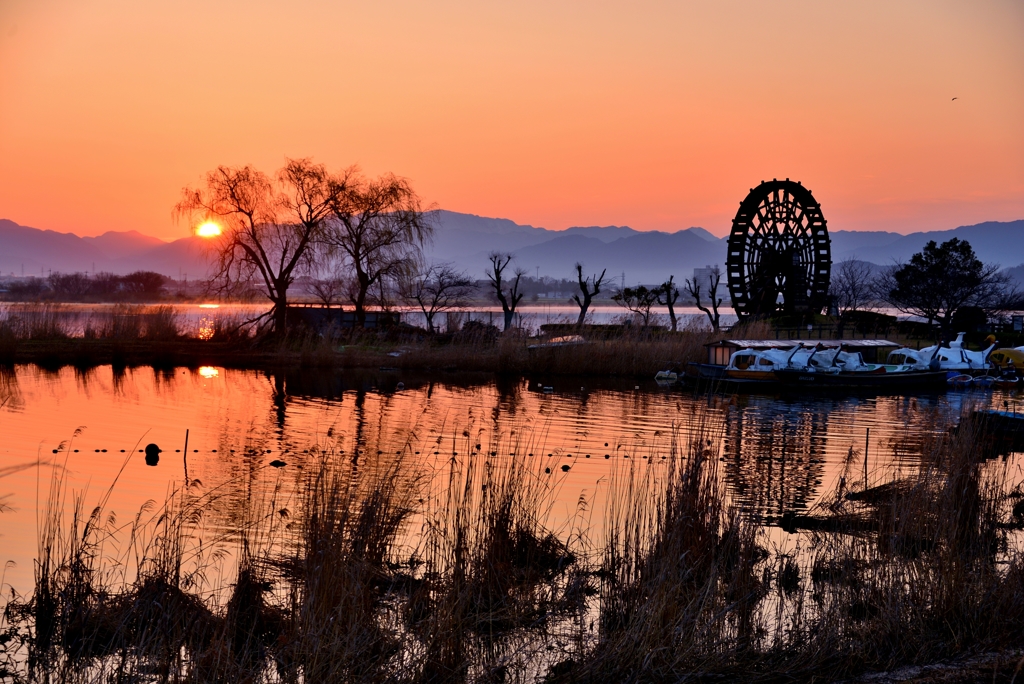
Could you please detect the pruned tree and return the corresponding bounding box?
[657,275,681,332]
[829,258,875,316]
[175,158,338,334]
[570,263,606,326]
[322,169,434,327]
[404,262,474,333]
[487,252,525,331]
[685,266,723,332]
[613,285,659,327]
[876,238,1015,335]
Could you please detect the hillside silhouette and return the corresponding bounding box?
[1,213,1022,286]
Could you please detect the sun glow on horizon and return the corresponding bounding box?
[196,221,222,238]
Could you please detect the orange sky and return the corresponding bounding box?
[0,0,1022,240]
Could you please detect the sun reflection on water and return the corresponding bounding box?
[197,316,215,340]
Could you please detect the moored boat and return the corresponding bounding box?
[886,333,995,374]
[774,368,949,390]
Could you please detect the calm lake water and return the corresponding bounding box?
[0,363,1020,597]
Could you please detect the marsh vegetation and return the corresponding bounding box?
[3,403,1024,683]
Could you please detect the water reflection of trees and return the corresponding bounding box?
[722,397,829,522]
[0,365,24,411]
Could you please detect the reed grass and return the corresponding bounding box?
[3,404,1024,682]
[0,304,721,376]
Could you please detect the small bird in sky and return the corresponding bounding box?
[952,97,958,101]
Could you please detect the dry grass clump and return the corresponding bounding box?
[82,305,183,341]
[0,304,75,341]
[355,320,720,376]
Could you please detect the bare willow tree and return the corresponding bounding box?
[323,169,434,327]
[571,263,606,326]
[829,257,875,316]
[685,266,723,332]
[657,275,681,332]
[404,262,474,333]
[175,158,338,334]
[487,252,525,331]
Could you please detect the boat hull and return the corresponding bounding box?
[774,369,949,390]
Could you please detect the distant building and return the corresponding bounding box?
[692,265,720,286]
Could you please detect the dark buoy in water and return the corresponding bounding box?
[144,443,160,467]
[270,459,287,468]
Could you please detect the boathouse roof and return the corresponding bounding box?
[709,339,899,350]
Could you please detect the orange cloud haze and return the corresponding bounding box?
[0,0,1022,240]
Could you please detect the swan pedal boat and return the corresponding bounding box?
[724,344,946,389]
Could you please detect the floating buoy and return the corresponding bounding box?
[270,459,287,468]
[144,443,160,467]
[396,382,405,390]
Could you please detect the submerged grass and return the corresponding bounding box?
[3,403,1024,682]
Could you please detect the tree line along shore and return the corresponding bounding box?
[7,157,1020,351]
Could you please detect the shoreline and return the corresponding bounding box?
[0,333,717,377]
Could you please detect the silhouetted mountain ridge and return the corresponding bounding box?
[0,213,1022,287]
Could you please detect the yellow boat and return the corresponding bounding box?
[989,348,1024,371]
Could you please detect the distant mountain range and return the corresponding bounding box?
[0,219,210,280]
[422,212,1024,285]
[1,213,1023,286]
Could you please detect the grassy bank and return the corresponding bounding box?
[2,404,1024,683]
[0,303,721,376]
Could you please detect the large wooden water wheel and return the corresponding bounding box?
[726,179,831,319]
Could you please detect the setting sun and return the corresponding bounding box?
[196,221,222,238]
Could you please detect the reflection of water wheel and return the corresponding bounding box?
[727,179,831,319]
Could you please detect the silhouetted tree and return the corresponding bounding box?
[487,252,525,331]
[307,276,347,306]
[571,263,606,326]
[322,169,433,327]
[6,277,45,299]
[175,158,338,334]
[404,262,474,333]
[48,272,91,298]
[829,258,874,315]
[657,275,681,332]
[613,285,659,327]
[876,238,1015,335]
[90,272,121,297]
[685,266,723,332]
[120,271,168,297]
